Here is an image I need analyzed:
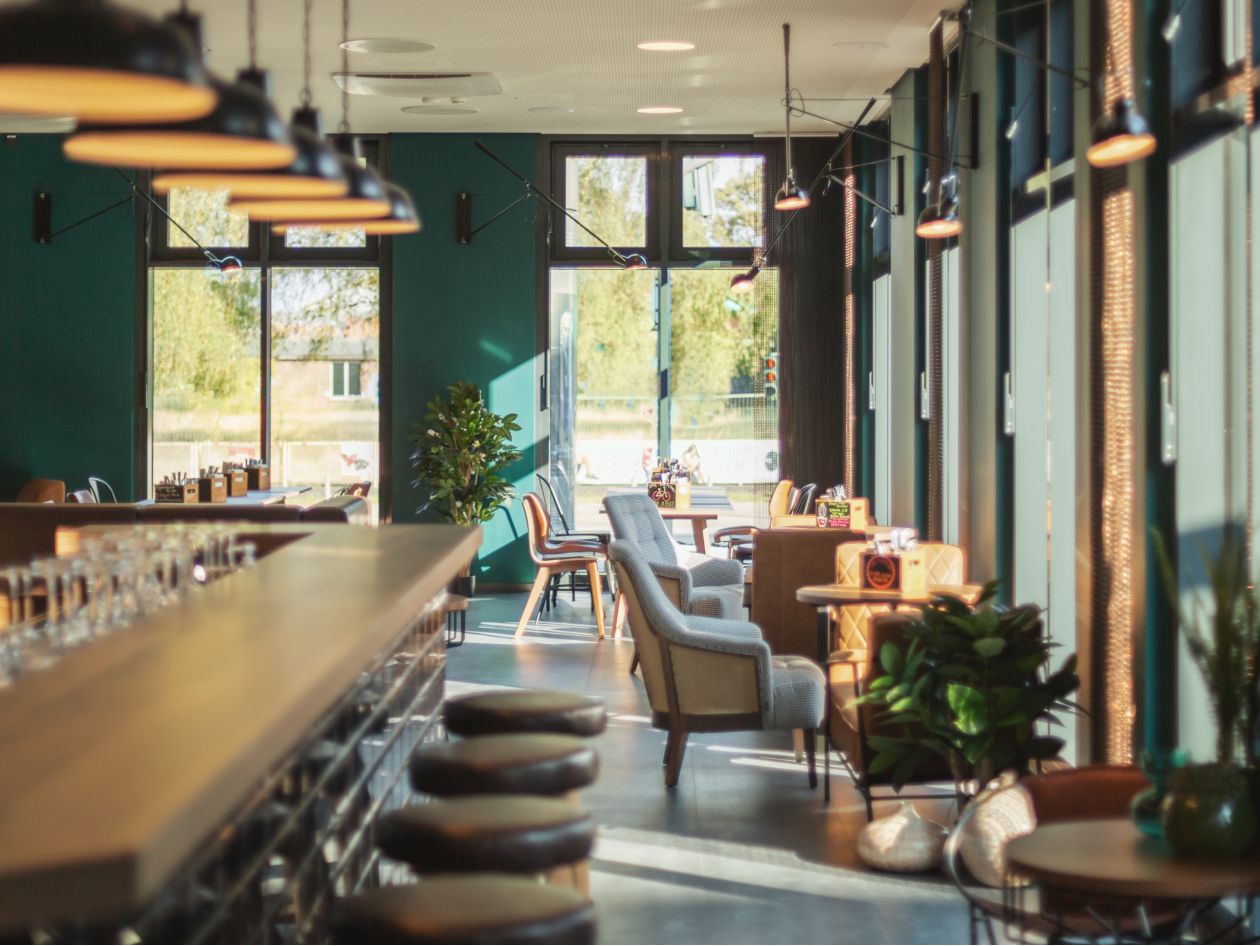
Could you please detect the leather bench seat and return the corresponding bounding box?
[331,874,596,944]
[376,795,594,875]
[445,690,607,739]
[410,734,598,798]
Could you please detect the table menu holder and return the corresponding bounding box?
[197,474,227,504]
[245,464,270,491]
[816,497,869,530]
[155,481,199,504]
[648,480,691,510]
[858,548,927,596]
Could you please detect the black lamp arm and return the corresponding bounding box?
[823,174,898,216]
[473,140,634,263]
[38,192,136,243]
[959,25,1091,89]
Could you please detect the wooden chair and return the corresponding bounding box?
[15,479,65,503]
[711,479,794,559]
[516,493,606,639]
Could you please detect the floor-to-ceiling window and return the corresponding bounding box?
[147,141,386,517]
[545,141,779,538]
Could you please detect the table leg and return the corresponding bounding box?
[690,518,707,554]
[817,607,831,804]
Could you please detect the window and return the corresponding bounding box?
[679,153,765,249]
[329,361,364,398]
[147,139,387,516]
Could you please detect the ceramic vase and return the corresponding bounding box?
[856,802,947,873]
[1161,763,1257,859]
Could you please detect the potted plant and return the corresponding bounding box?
[852,582,1079,804]
[410,380,522,597]
[1152,532,1259,857]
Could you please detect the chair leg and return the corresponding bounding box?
[611,589,626,638]
[805,728,817,789]
[514,568,552,637]
[663,729,688,787]
[586,562,606,639]
[628,648,640,675]
[792,728,805,763]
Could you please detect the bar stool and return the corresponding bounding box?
[445,690,607,739]
[376,795,594,892]
[410,734,598,798]
[331,874,596,944]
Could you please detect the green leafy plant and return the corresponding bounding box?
[410,381,522,529]
[852,582,1080,795]
[1152,530,1260,767]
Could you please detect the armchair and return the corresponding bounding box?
[608,540,825,788]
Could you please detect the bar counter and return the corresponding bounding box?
[0,522,479,936]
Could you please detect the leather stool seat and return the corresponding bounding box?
[376,795,594,875]
[410,734,598,797]
[332,874,595,944]
[446,690,608,738]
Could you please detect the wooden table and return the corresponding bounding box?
[1005,818,1260,941]
[0,522,479,929]
[603,486,733,553]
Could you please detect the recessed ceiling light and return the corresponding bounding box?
[637,40,695,52]
[401,104,478,115]
[341,38,435,54]
[637,106,683,114]
[528,105,574,114]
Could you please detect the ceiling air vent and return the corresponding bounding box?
[333,72,501,99]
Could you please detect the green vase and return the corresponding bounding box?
[1161,763,1257,859]
[1130,748,1187,839]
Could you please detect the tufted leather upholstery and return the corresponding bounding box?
[376,795,594,876]
[829,541,966,650]
[445,690,608,738]
[331,874,596,945]
[410,734,599,798]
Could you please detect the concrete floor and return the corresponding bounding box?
[445,590,971,945]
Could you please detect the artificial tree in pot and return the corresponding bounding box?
[410,380,522,595]
[1153,532,1259,857]
[851,582,1080,806]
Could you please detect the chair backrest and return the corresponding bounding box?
[87,476,118,503]
[536,474,573,534]
[790,483,818,515]
[66,489,96,504]
[16,479,65,503]
[1021,765,1149,824]
[768,480,793,518]
[521,493,553,566]
[604,493,678,567]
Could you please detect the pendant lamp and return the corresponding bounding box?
[730,265,761,293]
[1086,97,1156,168]
[271,183,420,235]
[0,0,216,123]
[64,67,296,170]
[774,24,811,212]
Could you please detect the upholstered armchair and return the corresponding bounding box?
[604,492,745,622]
[608,540,826,788]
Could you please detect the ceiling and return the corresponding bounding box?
[0,0,950,135]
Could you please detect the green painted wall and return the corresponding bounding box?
[390,133,539,584]
[0,136,139,501]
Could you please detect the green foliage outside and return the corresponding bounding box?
[410,381,522,528]
[852,583,1080,796]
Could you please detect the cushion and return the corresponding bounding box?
[376,795,594,874]
[765,656,826,730]
[410,734,599,797]
[688,585,745,620]
[445,690,607,738]
[331,875,596,944]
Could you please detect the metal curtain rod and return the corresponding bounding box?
[473,140,632,264]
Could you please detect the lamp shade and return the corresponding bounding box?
[152,107,348,199]
[271,183,420,235]
[774,176,811,211]
[63,69,297,170]
[730,265,760,293]
[231,143,392,221]
[1086,97,1157,168]
[0,0,216,123]
[915,199,962,239]
[622,253,649,270]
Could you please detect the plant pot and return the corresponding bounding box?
[1161,763,1257,859]
[1130,747,1187,839]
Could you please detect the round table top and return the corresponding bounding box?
[795,582,983,608]
[1005,818,1260,899]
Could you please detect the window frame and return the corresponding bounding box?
[668,141,773,263]
[549,142,660,264]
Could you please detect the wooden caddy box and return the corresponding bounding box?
[197,474,227,504]
[155,482,199,504]
[816,497,869,530]
[648,481,691,510]
[858,548,927,597]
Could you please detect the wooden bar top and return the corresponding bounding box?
[0,522,480,928]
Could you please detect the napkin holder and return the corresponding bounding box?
[859,548,927,596]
